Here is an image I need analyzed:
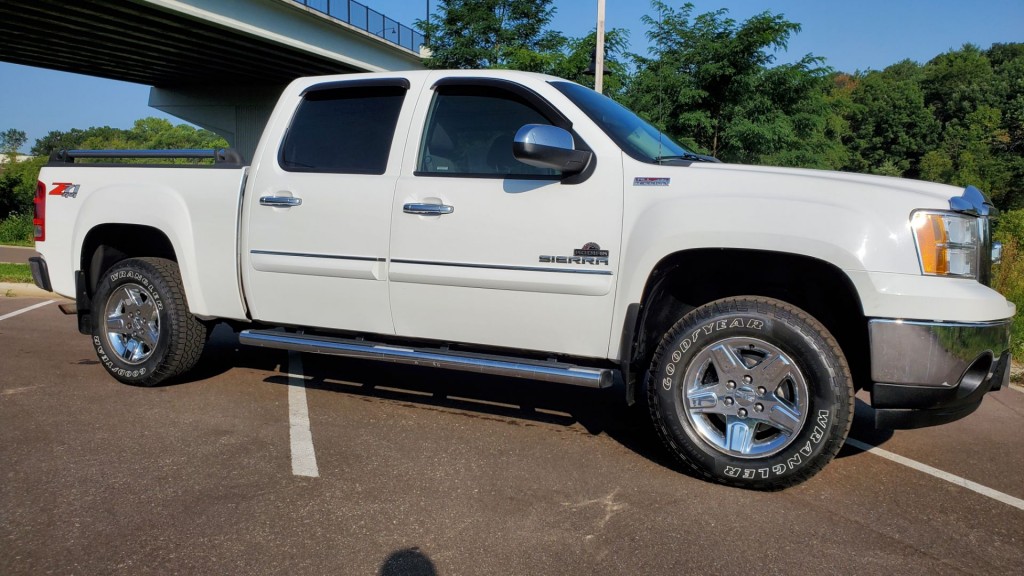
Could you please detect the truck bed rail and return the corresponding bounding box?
[51,148,244,165]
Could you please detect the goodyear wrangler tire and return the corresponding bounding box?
[91,257,207,387]
[646,296,853,490]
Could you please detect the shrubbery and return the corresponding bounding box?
[993,209,1024,356]
[0,212,33,246]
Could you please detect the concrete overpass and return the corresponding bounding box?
[0,0,426,159]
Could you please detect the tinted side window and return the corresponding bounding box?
[418,86,560,178]
[280,85,405,174]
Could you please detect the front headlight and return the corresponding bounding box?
[910,210,980,278]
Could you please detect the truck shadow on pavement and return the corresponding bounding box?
[182,324,895,474]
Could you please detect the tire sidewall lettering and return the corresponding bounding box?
[108,270,164,311]
[663,318,765,392]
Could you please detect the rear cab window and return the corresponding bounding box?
[279,81,408,174]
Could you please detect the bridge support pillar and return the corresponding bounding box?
[149,84,284,162]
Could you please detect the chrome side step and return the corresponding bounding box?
[239,329,614,389]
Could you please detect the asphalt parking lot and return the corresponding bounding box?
[2,294,1022,575]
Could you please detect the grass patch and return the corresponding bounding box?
[0,263,33,283]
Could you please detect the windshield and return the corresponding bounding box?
[551,81,693,164]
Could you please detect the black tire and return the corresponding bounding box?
[91,257,207,386]
[646,296,853,490]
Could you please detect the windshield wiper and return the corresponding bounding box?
[654,153,721,164]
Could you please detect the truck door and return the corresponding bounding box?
[242,78,413,334]
[388,77,624,358]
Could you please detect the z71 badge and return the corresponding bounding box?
[49,182,81,198]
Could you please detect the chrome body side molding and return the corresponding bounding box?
[239,330,615,389]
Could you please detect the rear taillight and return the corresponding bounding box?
[34,180,45,242]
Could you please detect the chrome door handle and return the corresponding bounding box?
[260,196,302,207]
[403,203,454,215]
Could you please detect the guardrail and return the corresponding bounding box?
[292,0,426,54]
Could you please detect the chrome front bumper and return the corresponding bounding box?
[868,318,1012,429]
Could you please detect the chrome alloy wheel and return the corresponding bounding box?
[682,336,809,458]
[103,283,160,365]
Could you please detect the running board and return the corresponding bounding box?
[239,329,614,389]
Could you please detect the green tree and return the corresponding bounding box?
[987,43,1024,208]
[32,119,227,159]
[548,28,630,96]
[419,0,565,71]
[843,61,940,177]
[0,156,46,217]
[1,128,27,158]
[922,44,998,126]
[30,128,87,156]
[623,1,837,164]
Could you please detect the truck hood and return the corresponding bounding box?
[682,162,961,208]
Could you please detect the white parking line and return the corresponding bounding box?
[287,351,319,478]
[846,438,1024,511]
[0,300,55,322]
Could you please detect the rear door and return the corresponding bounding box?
[243,78,414,334]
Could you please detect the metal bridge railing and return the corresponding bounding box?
[292,0,426,54]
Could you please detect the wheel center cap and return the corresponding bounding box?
[735,386,757,406]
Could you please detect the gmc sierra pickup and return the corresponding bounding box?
[29,70,1014,489]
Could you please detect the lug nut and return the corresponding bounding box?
[743,375,752,384]
[724,397,735,406]
[755,403,764,413]
[758,386,767,395]
[726,381,736,389]
[738,408,748,418]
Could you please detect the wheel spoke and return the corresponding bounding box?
[122,339,139,362]
[725,416,756,454]
[140,323,159,349]
[106,316,129,334]
[708,343,743,377]
[686,387,723,413]
[755,352,793,391]
[765,398,801,436]
[125,287,145,308]
[140,300,157,319]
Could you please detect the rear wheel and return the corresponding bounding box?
[91,257,206,386]
[646,296,853,489]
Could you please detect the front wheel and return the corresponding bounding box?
[646,296,853,490]
[91,257,207,386]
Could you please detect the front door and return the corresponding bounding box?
[389,78,624,358]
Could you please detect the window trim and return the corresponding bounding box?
[300,77,411,96]
[278,79,409,175]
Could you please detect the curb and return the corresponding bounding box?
[0,282,55,298]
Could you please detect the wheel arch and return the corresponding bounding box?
[80,224,177,297]
[622,248,870,403]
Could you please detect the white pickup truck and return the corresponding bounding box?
[30,70,1014,489]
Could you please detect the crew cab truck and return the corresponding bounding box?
[29,70,1014,490]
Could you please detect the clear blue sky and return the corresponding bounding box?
[1,0,1022,153]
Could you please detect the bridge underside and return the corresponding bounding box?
[0,0,368,85]
[0,0,423,159]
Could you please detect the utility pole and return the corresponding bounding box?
[595,0,606,94]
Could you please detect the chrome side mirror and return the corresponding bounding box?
[512,124,593,175]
